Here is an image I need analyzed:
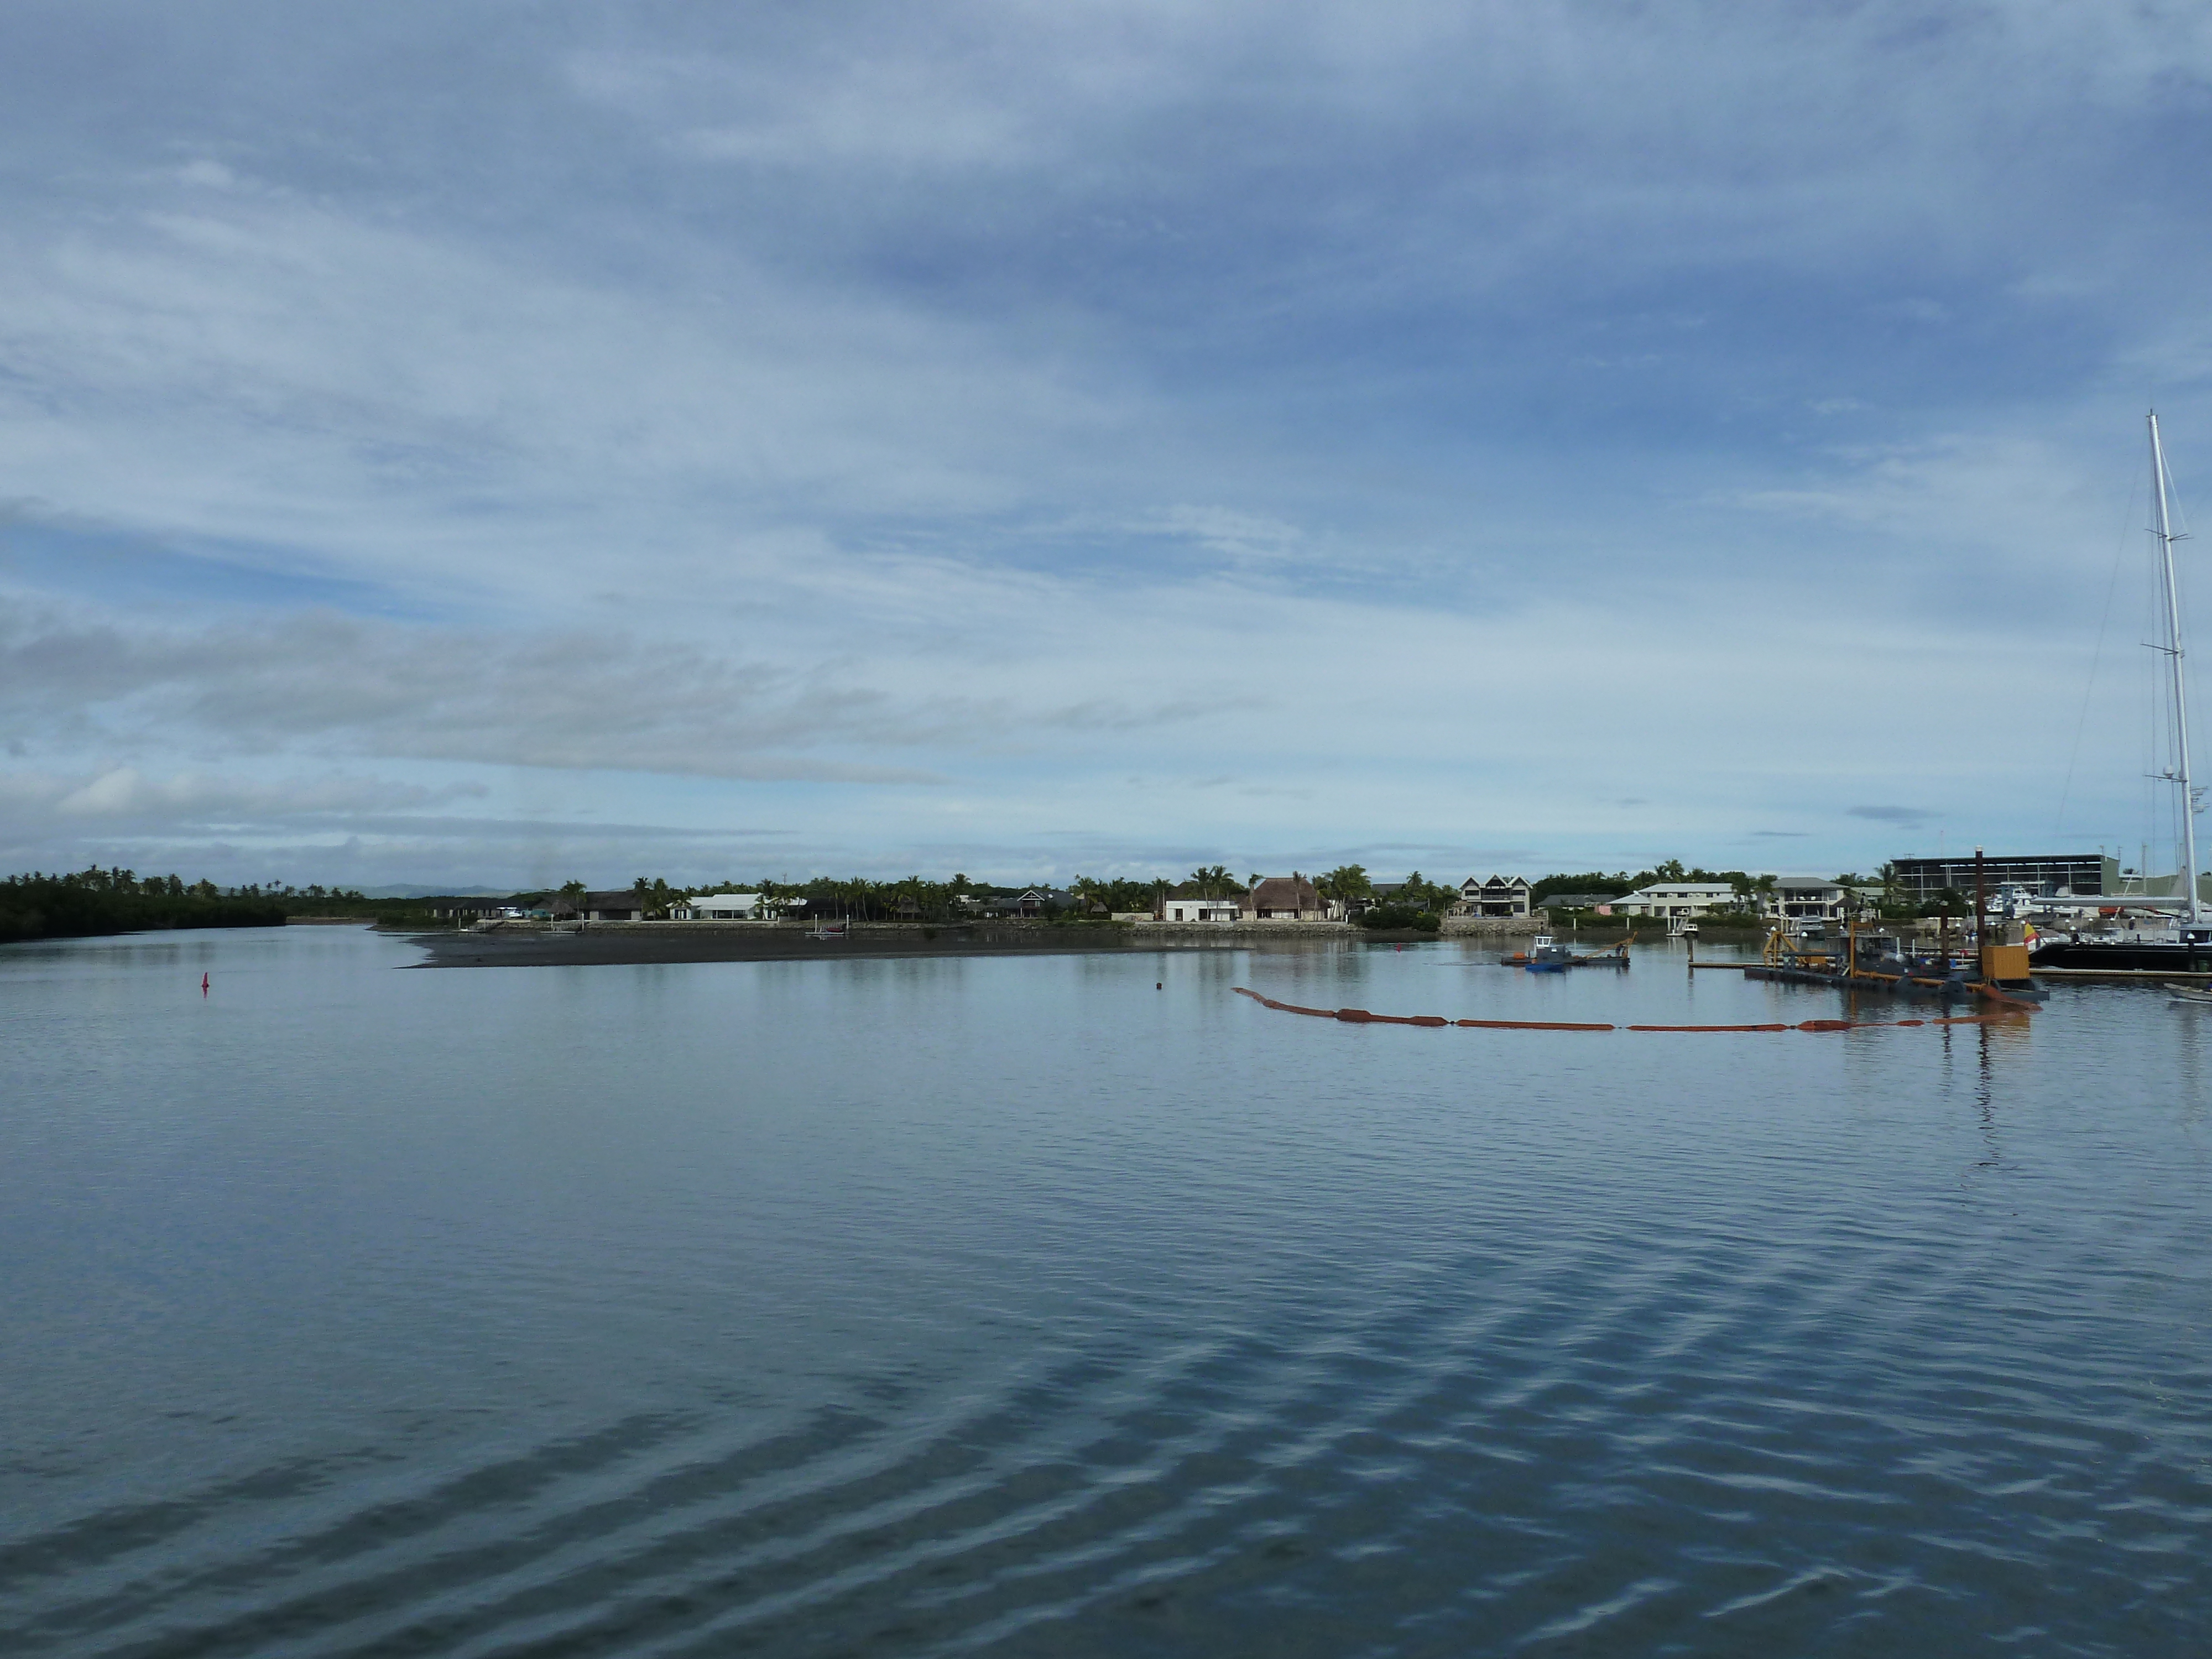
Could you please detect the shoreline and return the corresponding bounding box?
[405,921,1764,969]
[408,922,1440,968]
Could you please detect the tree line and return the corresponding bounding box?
[0,858,1945,945]
[0,868,293,943]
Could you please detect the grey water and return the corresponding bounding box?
[3,926,2209,1657]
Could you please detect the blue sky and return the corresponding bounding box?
[5,1,2212,889]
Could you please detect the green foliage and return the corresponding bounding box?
[1316,864,1371,901]
[1358,905,1441,932]
[1530,872,1634,901]
[785,874,950,921]
[1535,863,1784,904]
[1071,876,1163,914]
[0,868,289,942]
[1921,886,1970,918]
[1392,871,1459,912]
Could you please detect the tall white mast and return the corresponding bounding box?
[2150,410,2200,924]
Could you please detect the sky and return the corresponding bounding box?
[6,0,2212,890]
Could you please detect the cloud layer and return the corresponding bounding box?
[4,1,2209,884]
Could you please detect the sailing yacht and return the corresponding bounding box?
[2032,412,2212,971]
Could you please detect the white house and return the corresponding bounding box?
[1160,893,1243,922]
[1457,874,1532,917]
[1611,882,1739,920]
[1610,878,1851,924]
[674,893,763,920]
[1767,878,1849,924]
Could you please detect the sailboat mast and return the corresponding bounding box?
[2150,410,2200,924]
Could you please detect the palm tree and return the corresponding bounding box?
[1318,864,1371,901]
[1187,864,1236,898]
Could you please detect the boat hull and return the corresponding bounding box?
[2031,940,2212,972]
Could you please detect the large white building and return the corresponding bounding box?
[1161,899,1242,922]
[1611,878,1852,924]
[673,893,764,920]
[1768,878,1849,924]
[1611,883,1738,920]
[1456,874,1532,917]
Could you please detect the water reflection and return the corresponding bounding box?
[1,926,2205,1657]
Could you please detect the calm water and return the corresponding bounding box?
[4,926,2210,1657]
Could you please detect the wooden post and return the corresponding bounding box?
[1974,845,1987,982]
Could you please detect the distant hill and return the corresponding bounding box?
[354,885,514,899]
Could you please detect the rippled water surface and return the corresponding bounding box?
[4,925,2211,1656]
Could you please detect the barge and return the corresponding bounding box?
[1745,919,2044,1009]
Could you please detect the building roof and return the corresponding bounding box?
[1891,853,2103,868]
[687,892,759,906]
[1246,875,1321,909]
[1620,883,1738,899]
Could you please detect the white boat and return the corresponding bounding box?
[2033,413,2212,972]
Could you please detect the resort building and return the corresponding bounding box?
[1767,878,1849,925]
[1245,875,1325,920]
[1610,878,1848,925]
[422,898,514,921]
[568,890,644,921]
[958,889,1076,918]
[672,893,763,920]
[1610,882,1739,920]
[1456,875,1532,917]
[1159,886,1245,922]
[1536,892,1618,914]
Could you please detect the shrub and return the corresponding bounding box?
[1359,905,1441,932]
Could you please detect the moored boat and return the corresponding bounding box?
[2028,411,2212,976]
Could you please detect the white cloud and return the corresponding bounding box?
[175,158,236,190]
[4,0,2210,881]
